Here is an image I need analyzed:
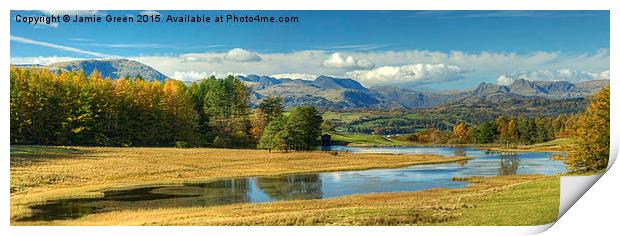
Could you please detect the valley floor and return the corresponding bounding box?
[11,145,558,226]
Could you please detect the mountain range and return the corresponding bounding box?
[12,59,609,110]
[239,74,608,109]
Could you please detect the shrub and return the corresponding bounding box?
[175,141,190,148]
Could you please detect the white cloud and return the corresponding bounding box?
[40,10,104,16]
[10,35,118,58]
[224,48,261,62]
[179,52,223,63]
[346,64,472,86]
[496,75,514,86]
[172,71,212,81]
[322,53,374,69]
[10,56,83,65]
[33,21,59,28]
[139,10,161,16]
[125,50,607,87]
[271,73,317,80]
[591,70,610,80]
[496,69,610,85]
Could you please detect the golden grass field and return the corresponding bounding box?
[10,145,560,226]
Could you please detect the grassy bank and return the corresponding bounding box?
[15,175,559,226]
[10,145,470,222]
[481,138,576,153]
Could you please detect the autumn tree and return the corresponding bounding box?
[506,119,519,147]
[496,116,509,146]
[250,97,283,141]
[11,67,200,147]
[250,108,269,141]
[161,80,199,145]
[453,123,468,144]
[565,87,610,171]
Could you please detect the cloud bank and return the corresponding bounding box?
[347,64,472,86]
[224,48,262,62]
[322,53,374,69]
[497,69,610,85]
[9,35,610,88]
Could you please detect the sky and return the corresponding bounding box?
[10,10,610,90]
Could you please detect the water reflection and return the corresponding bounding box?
[456,159,469,167]
[256,174,322,200]
[453,148,467,157]
[498,153,519,176]
[190,179,250,205]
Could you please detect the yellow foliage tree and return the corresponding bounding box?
[565,86,610,171]
[250,108,269,141]
[453,123,468,143]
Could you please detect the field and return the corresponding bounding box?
[11,145,560,226]
[322,111,382,124]
[329,132,417,146]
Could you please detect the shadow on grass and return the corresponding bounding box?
[10,145,92,167]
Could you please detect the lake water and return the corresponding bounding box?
[18,146,567,221]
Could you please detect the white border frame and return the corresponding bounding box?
[2,1,616,236]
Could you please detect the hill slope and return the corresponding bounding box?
[47,59,168,82]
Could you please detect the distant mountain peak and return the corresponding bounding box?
[508,78,577,97]
[313,75,367,91]
[472,82,510,96]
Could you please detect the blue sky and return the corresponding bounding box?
[10,10,610,90]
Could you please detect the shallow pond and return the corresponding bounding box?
[18,146,566,221]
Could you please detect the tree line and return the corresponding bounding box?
[404,115,575,146]
[10,67,322,150]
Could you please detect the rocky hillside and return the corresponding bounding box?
[472,78,609,99]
